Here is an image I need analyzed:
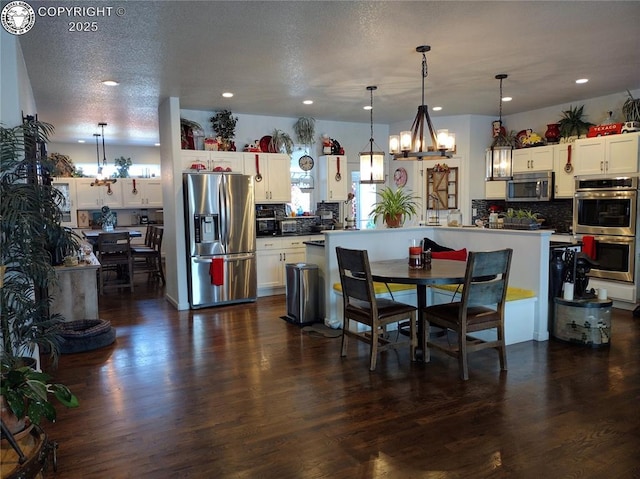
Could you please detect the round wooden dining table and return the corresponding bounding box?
[368,258,467,356]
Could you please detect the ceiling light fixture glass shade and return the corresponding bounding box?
[486,74,513,180]
[359,86,385,184]
[389,46,454,160]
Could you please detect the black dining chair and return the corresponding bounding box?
[336,246,417,371]
[422,248,513,380]
[131,226,165,285]
[96,231,134,294]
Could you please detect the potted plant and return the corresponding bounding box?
[1,358,78,434]
[1,118,80,366]
[210,110,238,151]
[369,187,420,228]
[622,90,640,123]
[558,104,594,140]
[113,156,132,178]
[293,117,315,147]
[270,129,294,155]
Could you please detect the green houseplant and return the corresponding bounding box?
[369,187,420,228]
[210,110,238,151]
[1,118,79,364]
[113,156,132,178]
[558,104,594,139]
[270,129,294,155]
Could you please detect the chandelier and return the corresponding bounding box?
[389,45,455,160]
[91,122,117,187]
[359,86,385,184]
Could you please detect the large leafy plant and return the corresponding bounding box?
[1,118,79,363]
[558,105,594,138]
[369,187,420,227]
[1,360,78,426]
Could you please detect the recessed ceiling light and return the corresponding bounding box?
[102,80,119,86]
[363,105,372,110]
[222,92,234,98]
[155,143,160,147]
[77,139,85,143]
[432,106,442,111]
[576,78,589,84]
[303,100,313,105]
[502,96,513,102]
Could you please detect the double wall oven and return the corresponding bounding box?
[573,176,638,283]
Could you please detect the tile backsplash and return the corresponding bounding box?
[472,198,573,233]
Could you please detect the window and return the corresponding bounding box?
[351,171,378,229]
[289,147,312,214]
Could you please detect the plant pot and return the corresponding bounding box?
[384,213,403,228]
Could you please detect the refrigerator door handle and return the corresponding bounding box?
[193,253,255,263]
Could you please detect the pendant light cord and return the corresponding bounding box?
[421,51,428,107]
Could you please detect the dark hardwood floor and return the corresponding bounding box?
[41,283,640,479]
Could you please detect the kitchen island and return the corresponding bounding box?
[311,226,553,343]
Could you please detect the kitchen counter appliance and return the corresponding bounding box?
[256,208,277,237]
[184,173,257,308]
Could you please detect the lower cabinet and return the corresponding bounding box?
[256,236,314,295]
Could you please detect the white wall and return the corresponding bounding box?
[1,31,37,126]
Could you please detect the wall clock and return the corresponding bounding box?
[298,155,314,171]
[393,167,408,187]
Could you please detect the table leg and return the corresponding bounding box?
[416,284,427,360]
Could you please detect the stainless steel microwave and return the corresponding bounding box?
[506,171,554,202]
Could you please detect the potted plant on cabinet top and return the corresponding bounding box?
[558,104,594,140]
[210,110,238,151]
[369,187,420,228]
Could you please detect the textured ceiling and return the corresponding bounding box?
[16,0,640,146]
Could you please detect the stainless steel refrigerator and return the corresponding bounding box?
[184,173,257,308]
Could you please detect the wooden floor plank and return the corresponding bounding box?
[37,284,640,479]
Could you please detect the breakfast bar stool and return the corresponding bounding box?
[131,226,165,285]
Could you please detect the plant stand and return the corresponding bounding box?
[0,421,57,478]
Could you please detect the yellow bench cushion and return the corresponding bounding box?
[333,282,414,295]
[431,284,536,301]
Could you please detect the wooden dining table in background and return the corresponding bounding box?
[369,258,467,355]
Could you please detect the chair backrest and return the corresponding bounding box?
[152,226,164,252]
[461,249,513,311]
[335,246,376,309]
[97,231,131,256]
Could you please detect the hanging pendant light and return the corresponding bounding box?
[486,74,513,180]
[91,122,117,187]
[359,86,385,184]
[389,45,455,160]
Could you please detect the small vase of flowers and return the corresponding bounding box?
[100,206,116,231]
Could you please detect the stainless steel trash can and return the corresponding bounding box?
[285,263,319,325]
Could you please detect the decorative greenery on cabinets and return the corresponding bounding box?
[270,129,294,155]
[293,117,316,147]
[114,156,132,178]
[210,110,238,151]
[558,105,594,139]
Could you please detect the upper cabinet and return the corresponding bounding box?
[243,153,291,203]
[512,145,554,173]
[51,178,78,228]
[75,178,123,209]
[573,132,639,176]
[317,155,348,201]
[121,178,163,208]
[553,143,576,199]
[181,150,244,173]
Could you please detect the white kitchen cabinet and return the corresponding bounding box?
[512,145,554,173]
[243,153,291,203]
[51,178,78,228]
[256,236,312,294]
[75,178,123,209]
[485,180,506,200]
[318,155,348,201]
[121,178,163,208]
[553,143,576,199]
[181,150,245,173]
[573,132,639,176]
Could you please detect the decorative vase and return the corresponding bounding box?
[545,123,561,144]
